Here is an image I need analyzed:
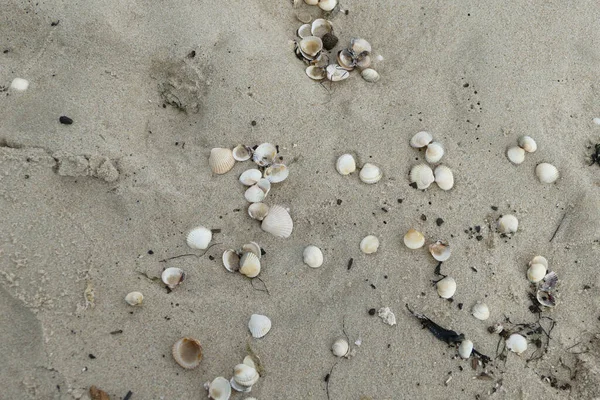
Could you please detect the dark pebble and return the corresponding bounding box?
[368,308,376,316]
[251,120,257,126]
[322,32,338,50]
[147,250,154,255]
[436,218,444,226]
[474,225,481,233]
[370,283,376,289]
[476,235,483,241]
[337,199,342,205]
[457,303,463,310]
[208,255,215,261]
[88,354,96,359]
[398,199,403,204]
[59,116,73,124]
[491,206,498,211]
[420,214,427,221]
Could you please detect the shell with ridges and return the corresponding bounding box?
[248,203,270,221]
[233,363,260,387]
[248,314,272,338]
[506,334,527,355]
[264,164,289,183]
[336,154,356,175]
[187,226,212,250]
[359,163,382,184]
[229,378,251,393]
[222,249,240,272]
[240,169,262,186]
[332,338,349,357]
[458,340,473,359]
[206,377,231,400]
[471,302,490,320]
[527,263,547,283]
[161,267,185,289]
[209,148,235,175]
[360,235,379,254]
[434,165,454,190]
[436,276,456,299]
[425,142,444,163]
[535,163,559,183]
[303,245,324,268]
[518,135,537,153]
[410,131,433,148]
[497,214,518,234]
[245,185,266,203]
[239,252,261,278]
[124,291,143,306]
[428,240,451,261]
[261,205,293,238]
[172,337,203,369]
[507,146,525,164]
[232,145,252,162]
[361,68,380,83]
[252,143,277,167]
[242,242,262,259]
[410,164,435,189]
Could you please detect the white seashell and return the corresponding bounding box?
[351,38,372,54]
[359,163,383,184]
[337,49,356,71]
[535,163,559,184]
[410,164,434,189]
[361,68,380,83]
[304,0,318,4]
[264,164,289,183]
[434,165,454,190]
[404,229,425,249]
[497,214,518,234]
[506,146,525,164]
[232,145,252,161]
[240,169,262,186]
[529,255,548,269]
[318,0,337,11]
[209,148,236,174]
[410,131,433,148]
[299,36,323,59]
[436,276,456,299]
[252,143,277,167]
[311,18,333,37]
[172,337,203,369]
[428,240,451,261]
[527,263,547,283]
[471,302,490,320]
[377,307,397,326]
[10,78,29,92]
[425,142,444,163]
[233,363,260,387]
[297,23,312,39]
[303,245,324,268]
[161,267,185,289]
[248,203,270,221]
[517,136,537,153]
[187,226,212,250]
[261,205,293,238]
[239,252,261,278]
[458,340,473,359]
[248,314,272,338]
[360,235,379,254]
[506,333,527,355]
[244,185,266,203]
[242,242,262,259]
[326,64,350,81]
[222,249,240,272]
[336,154,356,175]
[206,377,231,400]
[243,355,256,369]
[124,291,143,306]
[331,338,349,357]
[306,65,326,80]
[229,378,252,393]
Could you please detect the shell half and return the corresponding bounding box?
[361,68,380,82]
[336,154,356,175]
[359,163,383,184]
[186,226,212,250]
[239,252,261,278]
[252,143,277,167]
[124,291,143,306]
[306,65,326,80]
[436,276,457,299]
[404,229,425,250]
[497,214,518,234]
[410,164,435,189]
[248,314,272,338]
[518,135,537,153]
[434,165,454,190]
[311,18,333,37]
[264,164,289,183]
[248,203,270,221]
[172,337,203,369]
[471,302,490,320]
[239,169,262,186]
[232,145,252,161]
[506,334,527,355]
[410,131,433,148]
[527,263,547,283]
[222,249,240,273]
[332,338,349,357]
[458,340,473,359]
[507,146,525,164]
[209,148,235,175]
[303,245,324,268]
[261,205,293,238]
[242,242,262,259]
[206,377,231,400]
[428,240,451,261]
[535,163,559,184]
[360,235,379,254]
[233,363,260,387]
[326,64,350,81]
[161,267,185,289]
[425,142,444,163]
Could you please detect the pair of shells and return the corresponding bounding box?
[297,36,323,62]
[404,231,452,261]
[162,267,186,289]
[244,178,271,203]
[208,145,262,174]
[332,337,350,357]
[304,0,338,11]
[409,131,446,164]
[497,214,518,234]
[240,166,289,186]
[410,164,453,190]
[298,18,333,41]
[252,143,278,167]
[506,135,537,164]
[248,314,272,338]
[231,360,260,392]
[187,226,212,250]
[223,243,262,278]
[337,48,371,72]
[125,291,143,306]
[172,337,203,369]
[360,235,380,254]
[335,154,382,183]
[205,377,231,400]
[303,245,324,268]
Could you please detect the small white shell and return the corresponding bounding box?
[243,355,256,369]
[229,378,251,393]
[303,245,324,268]
[10,78,29,92]
[527,263,547,283]
[410,131,433,148]
[425,142,444,163]
[331,338,349,357]
[233,363,260,387]
[232,145,252,161]
[458,340,473,359]
[248,314,272,338]
[206,377,231,400]
[240,169,262,186]
[304,0,318,4]
[356,54,372,70]
[318,0,337,11]
[404,229,425,249]
[161,267,186,289]
[264,164,289,183]
[306,65,326,80]
[297,23,312,38]
[239,252,261,278]
[261,205,293,238]
[361,68,380,83]
[311,18,333,37]
[172,337,203,369]
[222,249,240,273]
[244,185,266,203]
[242,242,262,259]
[410,164,434,189]
[434,165,454,190]
[187,226,212,250]
[351,38,372,54]
[497,214,518,234]
[124,291,143,306]
[506,146,526,164]
[471,302,490,320]
[299,36,323,58]
[428,240,451,261]
[209,148,236,175]
[535,163,559,184]
[336,154,356,175]
[518,136,537,153]
[529,255,548,269]
[506,334,527,355]
[248,203,270,221]
[436,276,456,299]
[359,163,383,184]
[252,143,277,167]
[326,64,350,82]
[360,235,379,254]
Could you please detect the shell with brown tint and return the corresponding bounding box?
[172,337,203,369]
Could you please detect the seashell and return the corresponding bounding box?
[497,214,518,234]
[355,54,372,70]
[326,64,350,81]
[261,205,293,238]
[248,314,272,338]
[172,337,203,369]
[529,255,548,269]
[527,263,547,283]
[359,163,383,184]
[245,185,266,203]
[242,242,262,259]
[299,36,323,59]
[436,276,457,299]
[428,240,451,261]
[239,252,261,278]
[517,135,537,153]
[248,202,270,221]
[506,146,525,165]
[209,148,236,175]
[322,32,339,51]
[360,235,379,254]
[425,142,444,163]
[124,291,143,306]
[410,131,433,148]
[296,10,312,23]
[535,163,559,184]
[229,378,251,393]
[488,323,504,334]
[162,267,185,289]
[10,78,29,92]
[337,49,356,71]
[243,355,256,369]
[361,68,380,83]
[458,340,473,359]
[264,164,289,183]
[222,249,240,273]
[539,271,558,291]
[187,226,212,250]
[336,154,356,175]
[506,333,527,355]
[404,229,425,249]
[377,307,397,326]
[331,338,349,357]
[297,23,312,39]
[351,38,372,55]
[303,245,324,268]
[304,0,318,4]
[318,0,337,11]
[311,18,333,37]
[240,169,262,186]
[536,289,557,308]
[233,363,260,387]
[233,145,252,162]
[306,65,326,80]
[471,302,490,320]
[252,143,277,167]
[206,377,231,400]
[434,165,454,190]
[410,164,435,189]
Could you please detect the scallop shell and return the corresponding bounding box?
[506,333,527,355]
[229,378,252,393]
[529,255,548,269]
[206,377,231,400]
[261,205,293,238]
[248,314,272,338]
[252,143,277,167]
[497,214,518,234]
[311,18,333,37]
[518,135,537,153]
[359,163,383,184]
[264,164,289,183]
[318,0,337,11]
[161,267,186,289]
[351,38,372,54]
[425,142,444,163]
[436,276,457,299]
[506,146,525,164]
[434,165,454,190]
[428,240,451,261]
[304,0,318,4]
[233,145,252,162]
[124,291,143,306]
[360,235,379,254]
[471,302,490,320]
[240,169,262,186]
[187,226,212,250]
[239,252,261,278]
[404,229,425,249]
[458,340,473,359]
[410,164,435,189]
[306,65,326,80]
[331,338,349,357]
[336,154,356,175]
[535,163,559,184]
[222,249,240,273]
[299,36,323,59]
[242,242,262,259]
[326,64,350,81]
[527,263,547,283]
[248,203,270,221]
[337,49,356,71]
[172,337,203,369]
[361,68,380,83]
[303,245,323,268]
[536,289,557,308]
[410,131,433,148]
[297,23,312,39]
[209,148,236,175]
[233,363,260,387]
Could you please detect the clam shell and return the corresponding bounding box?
[187,226,212,250]
[517,135,537,153]
[536,289,557,308]
[304,0,318,4]
[306,65,326,80]
[209,148,235,175]
[359,163,383,184]
[311,18,333,37]
[124,291,143,306]
[222,249,240,273]
[539,271,558,291]
[299,36,323,58]
[239,252,261,278]
[360,235,379,254]
[336,154,356,175]
[428,240,451,261]
[506,146,525,164]
[497,214,518,234]
[318,0,337,11]
[404,229,425,249]
[248,314,272,338]
[331,338,349,357]
[242,242,262,259]
[326,64,350,81]
[303,245,324,268]
[436,276,456,299]
[161,267,185,289]
[529,255,548,269]
[410,164,435,189]
[233,363,260,387]
[351,38,372,54]
[233,145,252,162]
[337,49,355,71]
[425,142,444,163]
[229,378,252,393]
[261,205,293,238]
[10,78,29,92]
[410,131,433,148]
[458,340,473,359]
[264,164,289,183]
[243,355,256,369]
[471,302,490,320]
[252,143,277,167]
[434,165,454,190]
[297,23,312,39]
[356,54,372,70]
[361,68,380,82]
[240,169,262,186]
[172,337,203,369]
[206,377,231,400]
[245,185,266,203]
[535,163,559,184]
[248,203,270,221]
[527,263,547,283]
[506,333,527,355]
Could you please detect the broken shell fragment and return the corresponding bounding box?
[351,38,372,55]
[326,64,350,81]
[378,307,397,326]
[172,337,203,369]
[360,235,379,254]
[240,169,262,186]
[436,276,457,299]
[205,376,231,400]
[410,131,433,148]
[518,135,537,153]
[124,291,143,306]
[318,0,337,11]
[242,242,262,259]
[535,163,559,184]
[306,65,326,80]
[425,142,444,163]
[497,214,518,234]
[10,77,29,92]
[410,164,435,189]
[506,146,526,165]
[299,36,323,59]
[359,163,383,184]
[311,18,333,37]
[336,154,356,175]
[248,202,270,221]
[252,143,277,167]
[361,68,380,83]
[332,338,350,357]
[232,145,252,161]
[186,226,212,250]
[261,205,293,238]
[296,10,312,23]
[539,271,558,291]
[458,340,473,359]
[209,148,236,175]
[264,164,289,183]
[297,23,312,39]
[161,267,186,289]
[429,240,451,261]
[529,255,548,269]
[233,363,260,387]
[527,263,547,283]
[404,229,425,250]
[471,302,490,320]
[248,314,272,338]
[239,252,261,278]
[506,333,527,355]
[434,165,454,190]
[303,245,324,268]
[536,290,557,308]
[222,249,240,273]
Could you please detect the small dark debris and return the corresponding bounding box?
[147,250,154,255]
[463,83,469,87]
[336,199,342,205]
[347,258,353,270]
[252,145,258,150]
[457,303,463,310]
[260,248,267,256]
[211,228,221,234]
[324,374,330,382]
[251,120,257,126]
[491,206,498,211]
[409,182,418,189]
[123,391,133,400]
[275,145,280,153]
[583,285,591,290]
[474,226,481,233]
[59,116,73,124]
[51,20,60,26]
[233,208,241,212]
[420,214,427,221]
[589,143,600,166]
[471,267,478,272]
[381,207,388,212]
[208,255,215,261]
[368,308,376,316]
[110,330,123,335]
[384,275,388,279]
[436,218,444,226]
[476,235,483,241]
[398,199,403,203]
[88,354,96,359]
[458,366,463,371]
[370,283,376,289]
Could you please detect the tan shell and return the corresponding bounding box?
[306,65,326,80]
[239,252,261,278]
[356,54,372,70]
[261,205,293,238]
[209,148,235,174]
[361,68,380,83]
[248,202,270,221]
[518,135,537,153]
[404,229,425,249]
[299,36,323,59]
[172,337,203,369]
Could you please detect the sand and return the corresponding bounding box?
[1,0,600,399]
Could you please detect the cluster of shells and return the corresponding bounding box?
[335,153,383,184]
[506,135,559,184]
[409,132,454,190]
[222,242,263,278]
[526,255,558,308]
